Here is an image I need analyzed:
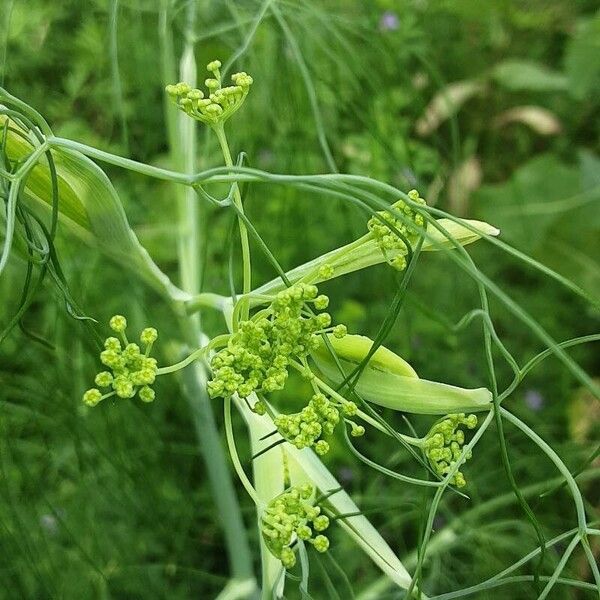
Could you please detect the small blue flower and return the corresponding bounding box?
[525,389,544,411]
[338,467,355,484]
[379,11,400,32]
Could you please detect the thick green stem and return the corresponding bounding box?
[159,1,254,584]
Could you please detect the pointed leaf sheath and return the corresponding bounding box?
[235,397,416,594]
[252,218,499,301]
[1,115,189,302]
[312,335,492,415]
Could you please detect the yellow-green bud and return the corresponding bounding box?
[140,327,158,345]
[109,315,127,333]
[83,388,102,407]
[104,337,121,351]
[313,535,329,553]
[297,525,312,540]
[95,371,113,388]
[318,264,335,280]
[139,386,155,403]
[333,324,347,339]
[315,440,329,455]
[351,424,365,437]
[280,547,296,568]
[313,515,329,532]
[314,295,329,310]
[113,376,134,399]
[252,400,267,415]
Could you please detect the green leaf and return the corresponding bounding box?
[475,154,579,252]
[491,60,568,92]
[476,153,600,298]
[564,12,600,99]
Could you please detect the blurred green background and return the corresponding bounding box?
[0,1,599,598]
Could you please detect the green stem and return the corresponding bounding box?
[180,364,256,582]
[500,408,588,534]
[159,1,254,585]
[214,123,252,321]
[156,334,229,375]
[224,396,261,506]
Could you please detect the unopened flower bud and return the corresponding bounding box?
[83,388,102,407]
[109,315,127,333]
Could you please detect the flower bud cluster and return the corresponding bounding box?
[422,413,477,487]
[367,189,427,271]
[260,484,330,568]
[166,59,253,126]
[207,283,345,401]
[274,392,363,455]
[82,315,158,407]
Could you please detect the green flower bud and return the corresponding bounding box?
[367,190,427,271]
[113,375,134,399]
[251,400,266,415]
[140,327,158,345]
[297,525,312,540]
[85,316,161,406]
[94,371,113,388]
[300,484,314,499]
[314,295,329,310]
[422,414,478,487]
[280,546,296,568]
[231,71,253,88]
[313,515,329,532]
[351,424,366,437]
[104,337,121,351]
[333,324,347,339]
[315,440,330,455]
[100,350,124,370]
[342,401,358,416]
[109,315,127,333]
[261,486,330,567]
[315,313,332,329]
[313,535,329,553]
[139,386,155,403]
[123,343,141,360]
[187,89,204,101]
[83,388,102,407]
[317,264,335,280]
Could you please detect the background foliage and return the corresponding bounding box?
[0,0,598,598]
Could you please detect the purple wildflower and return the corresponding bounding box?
[525,389,544,411]
[379,11,400,32]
